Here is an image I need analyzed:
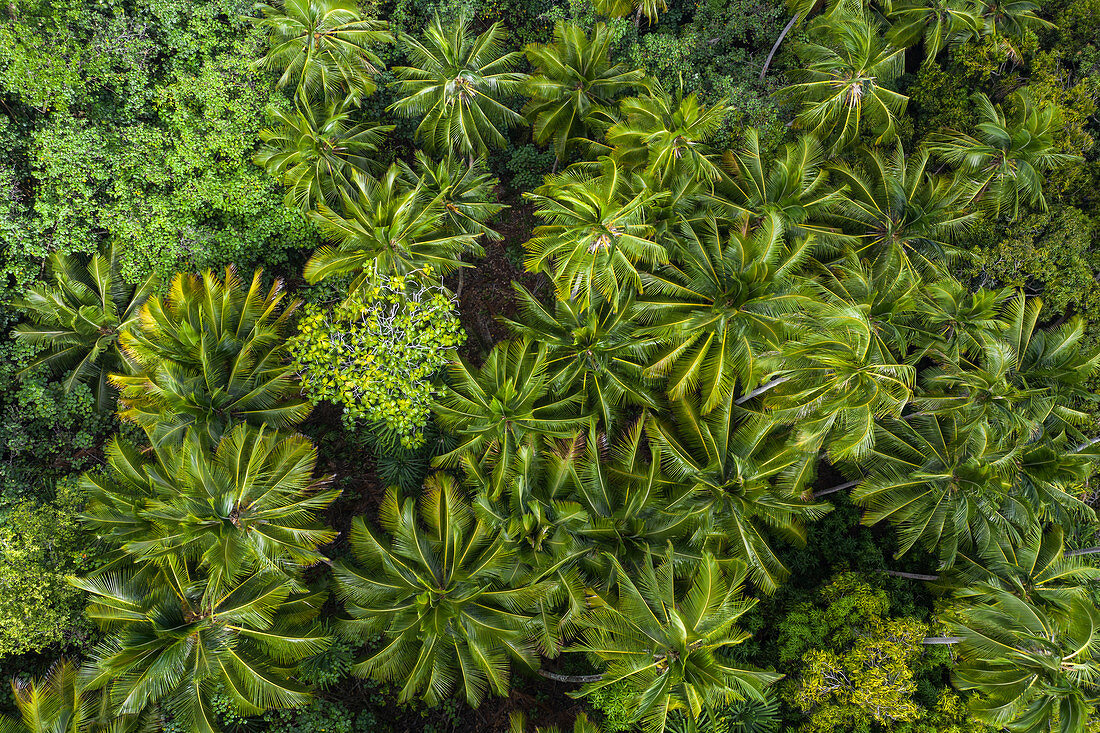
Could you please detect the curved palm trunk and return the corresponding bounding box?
[884,570,940,581]
[1075,436,1100,452]
[537,670,604,683]
[1064,547,1100,559]
[813,479,859,498]
[734,375,790,404]
[760,13,801,81]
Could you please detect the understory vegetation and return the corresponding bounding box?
[0,0,1099,731]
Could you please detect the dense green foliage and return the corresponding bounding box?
[1,0,1099,732]
[289,271,463,441]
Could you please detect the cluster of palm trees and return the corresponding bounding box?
[5,0,1099,731]
[250,0,1097,729]
[10,262,331,733]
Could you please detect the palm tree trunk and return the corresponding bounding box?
[1075,436,1100,452]
[537,670,604,683]
[760,13,801,81]
[634,4,643,29]
[1065,547,1100,559]
[883,570,940,581]
[813,479,859,498]
[922,637,962,645]
[734,375,790,404]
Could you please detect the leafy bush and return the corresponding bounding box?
[0,478,96,656]
[772,574,974,733]
[264,701,352,733]
[290,272,463,446]
[789,616,928,732]
[14,12,317,285]
[963,207,1100,335]
[585,681,637,732]
[505,142,557,193]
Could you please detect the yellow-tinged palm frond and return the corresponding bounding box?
[111,267,309,448]
[74,564,327,732]
[776,11,907,154]
[83,423,338,594]
[950,589,1100,732]
[523,157,666,309]
[255,97,392,210]
[304,164,483,286]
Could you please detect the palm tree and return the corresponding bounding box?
[764,304,915,461]
[607,84,730,186]
[919,341,1066,444]
[777,11,907,153]
[112,267,311,448]
[717,129,845,243]
[509,712,603,733]
[432,339,590,500]
[973,0,1052,61]
[523,157,665,309]
[398,150,505,240]
[592,0,668,27]
[524,22,647,167]
[928,92,1082,220]
[913,277,1009,362]
[0,660,153,733]
[254,0,390,103]
[471,434,588,562]
[647,395,830,593]
[853,414,1020,567]
[333,475,548,706]
[13,244,158,411]
[304,164,483,286]
[949,589,1100,732]
[565,421,696,593]
[254,98,392,210]
[999,294,1099,415]
[389,13,527,159]
[945,524,1100,606]
[827,144,975,275]
[815,249,926,358]
[974,0,1050,37]
[571,550,781,733]
[638,212,814,414]
[75,564,328,733]
[918,293,1099,443]
[885,0,982,62]
[502,285,659,430]
[81,424,339,592]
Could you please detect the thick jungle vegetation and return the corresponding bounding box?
[0,0,1099,732]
